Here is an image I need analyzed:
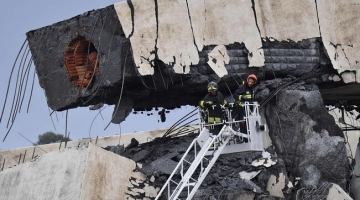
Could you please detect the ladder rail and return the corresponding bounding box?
[155,128,212,200]
[170,125,228,200]
[187,136,231,200]
[170,136,219,200]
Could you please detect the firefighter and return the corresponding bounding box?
[199,81,227,135]
[233,74,258,102]
[232,74,258,133]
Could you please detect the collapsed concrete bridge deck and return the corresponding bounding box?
[25,1,360,120]
[2,0,360,199]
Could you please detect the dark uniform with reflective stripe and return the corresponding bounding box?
[231,81,255,134]
[232,81,254,101]
[200,91,226,123]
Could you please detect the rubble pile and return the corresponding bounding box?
[104,82,353,200]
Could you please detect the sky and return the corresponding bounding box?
[0,0,196,150]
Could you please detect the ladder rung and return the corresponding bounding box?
[184,182,196,187]
[183,159,192,165]
[189,177,198,183]
[170,179,179,185]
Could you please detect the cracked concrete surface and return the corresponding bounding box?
[27,2,360,111]
[0,143,156,200]
[254,0,320,41]
[114,0,264,76]
[115,0,156,75]
[156,0,199,74]
[317,0,360,82]
[114,0,360,83]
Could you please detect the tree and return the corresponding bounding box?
[37,132,71,145]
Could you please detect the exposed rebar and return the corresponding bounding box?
[0,39,27,123]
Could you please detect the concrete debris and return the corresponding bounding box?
[350,141,360,199]
[102,118,353,199]
[295,182,349,200]
[301,165,321,188]
[126,138,139,149]
[30,155,41,162]
[327,183,353,200]
[0,144,145,200]
[239,170,262,180]
[132,149,150,162]
[237,179,264,194]
[287,181,293,189]
[266,89,350,189]
[207,45,230,78]
[266,173,286,198]
[89,103,104,110]
[251,151,277,167]
[147,156,179,175]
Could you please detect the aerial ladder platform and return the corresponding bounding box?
[155,102,266,200]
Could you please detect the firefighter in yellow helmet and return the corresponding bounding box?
[199,81,227,135]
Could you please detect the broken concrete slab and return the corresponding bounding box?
[239,170,262,180]
[0,143,155,200]
[317,0,360,82]
[251,151,277,168]
[327,183,353,200]
[114,0,156,75]
[265,88,350,189]
[350,141,360,199]
[267,173,286,198]
[0,127,172,170]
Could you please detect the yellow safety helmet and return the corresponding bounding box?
[207,81,218,92]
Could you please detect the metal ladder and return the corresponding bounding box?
[155,102,266,200]
[155,126,230,200]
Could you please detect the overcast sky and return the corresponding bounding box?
[0,0,196,150]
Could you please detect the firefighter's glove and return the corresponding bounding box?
[241,94,252,101]
[236,101,243,107]
[204,101,213,108]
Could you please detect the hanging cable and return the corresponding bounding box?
[151,75,157,90]
[48,107,57,131]
[10,53,32,125]
[18,58,33,113]
[26,66,36,113]
[162,107,199,137]
[165,118,198,137]
[104,46,129,130]
[0,39,27,123]
[64,110,69,147]
[82,10,110,95]
[164,113,198,137]
[155,60,167,89]
[82,21,118,105]
[18,132,47,153]
[89,106,107,139]
[6,44,30,128]
[76,10,104,97]
[222,79,234,98]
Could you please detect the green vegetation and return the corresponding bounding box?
[37,131,71,145]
